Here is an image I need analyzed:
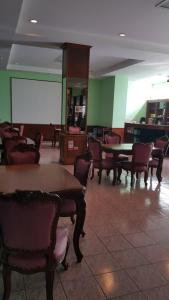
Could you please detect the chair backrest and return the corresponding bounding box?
[154,136,169,156]
[68,126,80,134]
[7,143,40,165]
[88,136,102,161]
[0,191,61,254]
[132,143,153,166]
[74,152,92,187]
[104,133,121,145]
[1,128,19,139]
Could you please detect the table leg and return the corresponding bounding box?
[74,192,86,262]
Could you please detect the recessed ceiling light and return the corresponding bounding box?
[119,33,126,37]
[29,19,38,24]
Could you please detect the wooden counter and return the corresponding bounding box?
[59,132,87,164]
[124,122,169,143]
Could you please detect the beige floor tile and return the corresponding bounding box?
[144,284,169,299]
[85,252,121,275]
[112,248,149,268]
[153,260,169,281]
[62,276,106,300]
[102,234,133,252]
[95,270,138,298]
[137,244,169,263]
[80,236,107,256]
[124,232,155,247]
[126,264,167,290]
[59,260,92,281]
[112,291,147,300]
[0,290,27,300]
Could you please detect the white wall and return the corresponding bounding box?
[126,76,169,122]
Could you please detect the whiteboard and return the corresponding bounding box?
[11,78,62,124]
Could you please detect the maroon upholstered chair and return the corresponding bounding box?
[59,152,92,235]
[148,136,169,182]
[88,136,121,184]
[0,191,69,300]
[120,142,153,186]
[104,133,128,161]
[6,143,40,165]
[2,136,27,164]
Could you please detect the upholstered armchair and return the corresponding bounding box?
[120,142,153,186]
[59,152,92,236]
[149,136,169,182]
[6,143,40,165]
[88,136,121,184]
[104,132,128,161]
[0,191,69,300]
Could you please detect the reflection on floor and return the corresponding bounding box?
[1,142,169,299]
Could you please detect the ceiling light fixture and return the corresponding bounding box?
[119,33,126,37]
[29,19,38,24]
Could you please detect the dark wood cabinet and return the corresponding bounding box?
[146,99,169,125]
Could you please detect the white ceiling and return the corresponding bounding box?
[2,0,169,79]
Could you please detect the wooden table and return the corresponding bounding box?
[102,143,163,184]
[0,163,85,262]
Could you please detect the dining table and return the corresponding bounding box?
[102,143,163,184]
[0,163,85,262]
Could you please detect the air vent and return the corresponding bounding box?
[155,0,169,9]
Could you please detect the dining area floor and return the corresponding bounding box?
[1,142,169,300]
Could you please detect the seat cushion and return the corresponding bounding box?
[54,227,69,263]
[60,199,76,216]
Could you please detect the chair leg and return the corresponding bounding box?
[90,167,94,180]
[117,167,122,183]
[151,166,153,176]
[70,215,75,224]
[130,172,134,187]
[2,265,11,300]
[144,171,148,186]
[98,169,102,184]
[46,270,54,300]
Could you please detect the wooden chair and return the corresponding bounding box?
[0,191,69,300]
[2,136,27,164]
[88,136,121,184]
[120,142,153,186]
[104,132,128,161]
[59,152,92,236]
[149,136,169,182]
[6,143,40,165]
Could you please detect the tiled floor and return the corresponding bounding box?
[1,142,169,299]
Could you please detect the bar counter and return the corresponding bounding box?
[124,122,169,143]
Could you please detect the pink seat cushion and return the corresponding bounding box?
[54,227,69,263]
[60,199,76,216]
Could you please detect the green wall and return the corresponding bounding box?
[0,70,128,128]
[87,79,101,125]
[0,70,62,122]
[99,77,115,127]
[113,75,128,128]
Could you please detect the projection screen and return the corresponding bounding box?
[11,78,62,124]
